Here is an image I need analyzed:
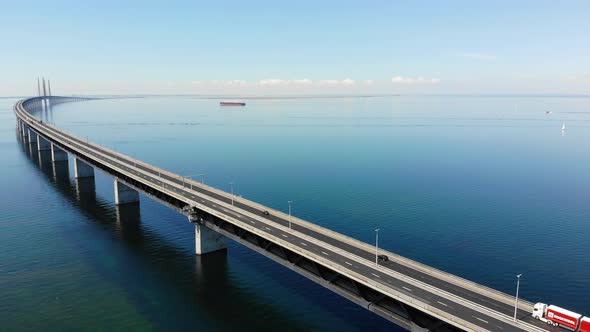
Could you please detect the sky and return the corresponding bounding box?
[1,0,589,96]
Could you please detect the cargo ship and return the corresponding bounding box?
[220,101,246,106]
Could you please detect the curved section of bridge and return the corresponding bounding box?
[15,96,557,332]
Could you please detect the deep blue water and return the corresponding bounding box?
[1,95,589,331]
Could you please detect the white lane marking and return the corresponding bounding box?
[437,301,448,307]
[201,200,205,203]
[321,251,329,256]
[495,326,504,330]
[265,227,271,231]
[248,220,255,224]
[345,261,353,266]
[212,204,217,207]
[402,286,412,292]
[371,273,380,278]
[474,317,489,324]
[300,242,307,246]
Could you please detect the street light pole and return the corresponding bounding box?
[375,228,380,265]
[514,274,522,321]
[181,174,204,190]
[288,200,292,229]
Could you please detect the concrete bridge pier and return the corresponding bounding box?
[51,143,68,162]
[28,128,38,145]
[51,157,70,183]
[74,158,94,178]
[37,149,52,170]
[114,179,139,205]
[21,124,28,142]
[17,123,24,141]
[37,135,51,151]
[195,223,227,255]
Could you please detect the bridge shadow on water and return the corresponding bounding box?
[17,135,328,332]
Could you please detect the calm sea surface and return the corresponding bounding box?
[1,95,589,331]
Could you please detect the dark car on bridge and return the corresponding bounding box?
[378,254,389,262]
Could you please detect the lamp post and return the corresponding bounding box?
[375,228,380,265]
[181,173,204,190]
[288,200,293,229]
[514,274,522,321]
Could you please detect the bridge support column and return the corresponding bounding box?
[74,158,94,178]
[36,148,51,170]
[21,125,28,142]
[51,143,68,162]
[37,135,50,151]
[28,129,38,144]
[114,179,139,205]
[52,160,70,182]
[195,223,226,255]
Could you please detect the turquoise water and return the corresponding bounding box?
[1,95,589,331]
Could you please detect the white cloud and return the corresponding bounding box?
[318,79,340,85]
[226,80,247,86]
[318,79,356,86]
[564,74,590,81]
[461,53,497,60]
[257,78,314,86]
[258,79,286,86]
[293,78,313,85]
[342,78,355,85]
[207,80,248,86]
[391,76,441,84]
[191,78,364,89]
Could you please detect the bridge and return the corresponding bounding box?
[15,95,560,332]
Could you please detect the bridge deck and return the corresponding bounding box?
[15,97,559,332]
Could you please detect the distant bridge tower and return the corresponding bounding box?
[37,77,41,97]
[48,80,51,96]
